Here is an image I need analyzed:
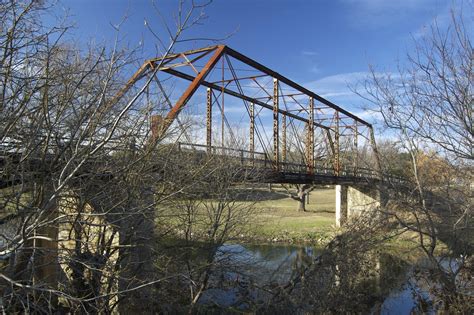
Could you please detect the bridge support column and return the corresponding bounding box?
[347,185,381,217]
[336,185,382,227]
[32,202,59,308]
[118,188,156,313]
[335,185,347,227]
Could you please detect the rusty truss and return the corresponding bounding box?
[116,45,382,183]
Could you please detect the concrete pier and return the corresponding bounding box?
[336,184,381,227]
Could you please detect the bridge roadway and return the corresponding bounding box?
[0,141,392,189]
[176,142,382,185]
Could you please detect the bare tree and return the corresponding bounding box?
[0,0,229,313]
[282,184,314,212]
[357,6,473,311]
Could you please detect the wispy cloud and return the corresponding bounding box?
[301,50,320,74]
[309,65,321,74]
[303,71,386,124]
[339,0,445,28]
[304,71,368,99]
[351,109,383,122]
[301,50,318,56]
[411,1,473,40]
[340,0,433,11]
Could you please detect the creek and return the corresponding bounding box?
[198,243,441,314]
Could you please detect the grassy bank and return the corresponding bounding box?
[246,186,337,244]
[159,184,453,252]
[158,185,338,245]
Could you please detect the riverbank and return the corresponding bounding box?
[158,185,450,253]
[244,186,336,244]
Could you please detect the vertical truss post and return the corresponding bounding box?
[206,88,212,153]
[273,78,280,170]
[221,56,225,147]
[282,115,287,167]
[353,122,358,176]
[334,111,340,176]
[307,97,315,174]
[145,84,151,144]
[249,102,255,164]
[150,115,163,143]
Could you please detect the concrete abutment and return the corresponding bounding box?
[335,184,383,227]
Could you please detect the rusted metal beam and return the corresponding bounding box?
[206,88,212,153]
[162,68,330,131]
[180,53,199,74]
[249,102,255,161]
[307,97,315,175]
[273,78,280,171]
[105,61,151,113]
[159,45,225,137]
[222,46,372,128]
[282,114,287,166]
[147,45,219,64]
[221,56,225,146]
[209,73,268,85]
[147,72,192,143]
[334,112,340,176]
[353,122,358,175]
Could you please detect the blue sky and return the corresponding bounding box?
[54,0,468,127]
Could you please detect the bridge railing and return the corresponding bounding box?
[1,138,400,187]
[177,142,382,180]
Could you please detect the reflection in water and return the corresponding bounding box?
[198,244,445,314]
[378,256,466,315]
[199,244,316,309]
[379,280,433,315]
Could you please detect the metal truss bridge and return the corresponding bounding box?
[1,45,387,187]
[115,45,383,185]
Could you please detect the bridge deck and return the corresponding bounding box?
[177,142,382,185]
[1,142,397,188]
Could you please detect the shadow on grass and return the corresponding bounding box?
[304,209,335,214]
[229,188,288,202]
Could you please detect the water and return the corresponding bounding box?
[198,243,316,309]
[199,243,437,313]
[214,243,315,283]
[379,283,433,314]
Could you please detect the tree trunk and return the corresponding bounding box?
[297,190,306,212]
[291,184,313,212]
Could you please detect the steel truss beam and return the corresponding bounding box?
[111,45,381,177]
[307,97,315,174]
[206,88,212,153]
[273,78,280,170]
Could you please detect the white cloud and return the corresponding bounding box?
[302,71,396,124]
[309,65,321,74]
[351,109,383,122]
[341,0,433,11]
[339,0,448,28]
[304,71,368,99]
[301,50,318,56]
[411,2,473,40]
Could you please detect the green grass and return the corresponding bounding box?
[157,185,338,245]
[247,186,337,243]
